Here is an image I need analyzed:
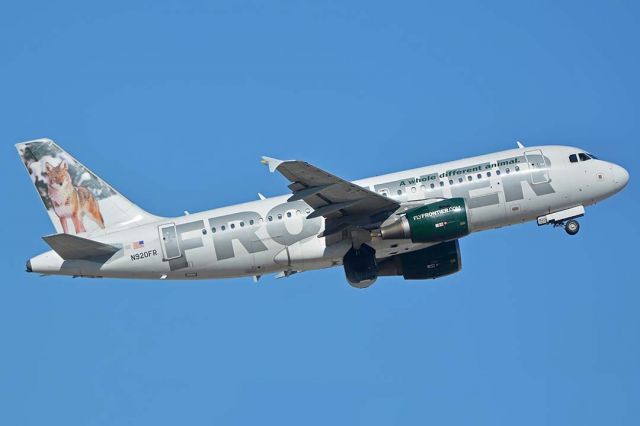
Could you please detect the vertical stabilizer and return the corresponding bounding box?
[16,138,161,236]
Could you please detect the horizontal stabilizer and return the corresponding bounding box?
[42,233,120,261]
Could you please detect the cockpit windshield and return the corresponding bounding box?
[570,152,598,163]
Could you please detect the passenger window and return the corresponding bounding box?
[467,175,472,181]
[240,221,244,227]
[411,187,417,193]
[286,211,292,218]
[515,166,520,172]
[477,173,482,179]
[486,171,491,177]
[230,223,235,229]
[277,214,282,220]
[430,183,435,189]
[268,216,273,222]
[221,225,226,231]
[249,219,254,225]
[458,177,463,183]
[397,189,403,195]
[211,227,216,233]
[569,154,578,163]
[449,179,454,185]
[439,181,444,187]
[506,168,510,174]
[579,153,590,161]
[496,170,501,175]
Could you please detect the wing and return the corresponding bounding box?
[261,157,400,237]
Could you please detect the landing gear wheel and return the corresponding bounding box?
[565,219,580,235]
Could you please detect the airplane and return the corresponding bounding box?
[17,138,629,288]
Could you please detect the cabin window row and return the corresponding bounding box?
[387,166,521,196]
[211,208,311,233]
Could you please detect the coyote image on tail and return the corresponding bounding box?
[45,161,105,234]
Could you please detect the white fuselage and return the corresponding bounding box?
[28,145,629,280]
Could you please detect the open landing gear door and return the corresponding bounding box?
[159,223,182,260]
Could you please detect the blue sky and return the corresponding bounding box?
[1,1,639,424]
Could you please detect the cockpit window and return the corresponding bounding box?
[570,152,598,163]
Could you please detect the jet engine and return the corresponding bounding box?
[379,198,470,243]
[342,240,462,287]
[378,240,462,280]
[343,244,378,288]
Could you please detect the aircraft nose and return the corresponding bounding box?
[26,259,32,273]
[613,164,630,188]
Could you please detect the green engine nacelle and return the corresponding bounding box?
[380,198,469,243]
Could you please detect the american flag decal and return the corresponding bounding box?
[132,240,145,249]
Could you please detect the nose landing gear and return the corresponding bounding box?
[551,219,580,235]
[564,219,580,235]
[548,219,580,235]
[537,206,584,236]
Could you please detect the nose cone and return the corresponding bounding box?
[613,164,630,189]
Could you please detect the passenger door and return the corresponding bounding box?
[525,150,550,184]
[159,223,182,260]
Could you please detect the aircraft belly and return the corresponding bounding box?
[274,238,350,270]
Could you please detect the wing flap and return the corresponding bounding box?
[306,199,365,219]
[287,183,336,202]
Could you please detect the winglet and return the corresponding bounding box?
[261,156,285,173]
[516,140,525,148]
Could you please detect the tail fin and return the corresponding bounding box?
[16,138,161,236]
